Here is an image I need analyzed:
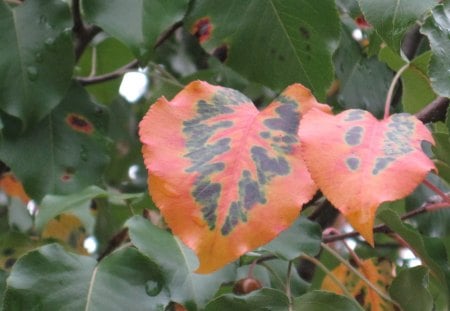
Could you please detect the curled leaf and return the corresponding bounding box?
[299,109,435,244]
[139,81,327,273]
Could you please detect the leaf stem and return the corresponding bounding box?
[422,178,450,204]
[384,63,409,119]
[77,59,139,85]
[300,254,355,302]
[321,243,399,306]
[286,261,293,311]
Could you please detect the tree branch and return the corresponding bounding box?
[323,202,450,243]
[415,96,449,123]
[76,59,139,85]
[72,0,102,61]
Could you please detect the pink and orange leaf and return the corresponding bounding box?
[139,81,329,273]
[299,109,435,245]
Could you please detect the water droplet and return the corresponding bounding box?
[35,52,43,63]
[45,37,55,48]
[27,66,38,81]
[145,280,162,296]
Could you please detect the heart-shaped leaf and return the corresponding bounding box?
[299,109,435,244]
[139,81,329,273]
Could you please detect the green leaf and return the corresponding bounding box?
[0,83,111,202]
[378,48,436,113]
[204,288,289,311]
[334,21,391,117]
[358,0,436,53]
[82,0,189,63]
[293,290,363,311]
[0,269,6,304]
[0,0,74,126]
[126,215,236,309]
[76,37,135,103]
[422,2,450,97]
[185,0,340,99]
[378,208,449,303]
[2,244,170,310]
[35,185,107,230]
[263,216,322,260]
[390,266,433,311]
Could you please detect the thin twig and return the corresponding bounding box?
[286,261,293,311]
[154,21,183,48]
[415,96,449,123]
[72,0,102,61]
[76,59,139,85]
[300,254,357,303]
[323,201,450,243]
[423,179,450,204]
[321,243,399,306]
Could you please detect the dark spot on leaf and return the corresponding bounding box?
[2,247,14,256]
[66,113,94,134]
[270,48,276,54]
[252,146,289,184]
[4,257,16,269]
[345,157,360,171]
[305,44,311,52]
[264,103,299,134]
[344,110,366,121]
[344,126,364,146]
[61,168,74,182]
[213,44,228,62]
[260,131,270,139]
[299,26,310,39]
[278,55,285,61]
[90,200,98,211]
[192,17,212,43]
[372,157,395,175]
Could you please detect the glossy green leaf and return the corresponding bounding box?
[421,2,450,97]
[389,266,433,311]
[0,83,111,202]
[82,0,189,63]
[204,288,289,311]
[186,0,340,99]
[358,0,436,53]
[2,244,169,310]
[126,215,236,309]
[405,173,450,237]
[263,216,322,260]
[36,186,107,230]
[378,48,437,114]
[377,208,449,300]
[76,38,135,103]
[334,21,391,117]
[0,0,74,126]
[293,290,363,311]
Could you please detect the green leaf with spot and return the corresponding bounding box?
[185,0,340,99]
[0,83,111,202]
[82,0,189,63]
[2,244,170,310]
[0,0,74,127]
[358,0,436,53]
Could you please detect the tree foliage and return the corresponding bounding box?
[0,0,450,310]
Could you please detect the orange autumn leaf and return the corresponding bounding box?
[42,214,87,255]
[299,109,435,245]
[321,258,395,311]
[139,81,329,273]
[0,173,29,203]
